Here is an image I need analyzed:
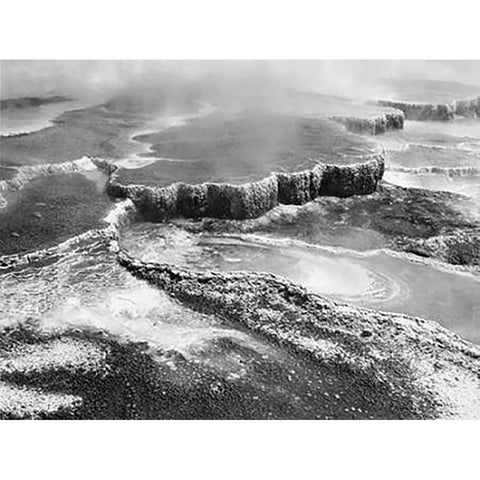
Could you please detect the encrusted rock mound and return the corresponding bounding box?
[331,111,405,134]
[453,97,480,118]
[107,154,385,221]
[378,96,480,121]
[377,100,455,121]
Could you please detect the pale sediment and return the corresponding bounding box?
[107,154,385,221]
[117,249,480,419]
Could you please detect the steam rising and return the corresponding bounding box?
[2,60,480,110]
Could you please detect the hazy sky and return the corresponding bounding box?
[2,60,480,101]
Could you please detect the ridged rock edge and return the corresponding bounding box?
[331,111,405,135]
[107,153,385,221]
[378,96,480,121]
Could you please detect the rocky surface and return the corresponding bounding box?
[331,111,405,135]
[453,97,480,118]
[117,249,480,419]
[1,319,427,420]
[378,96,480,121]
[397,229,480,267]
[0,324,244,420]
[108,154,385,221]
[313,183,480,267]
[377,100,455,121]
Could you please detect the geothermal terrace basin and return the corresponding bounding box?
[1,96,480,420]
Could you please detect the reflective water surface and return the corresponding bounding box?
[122,223,480,344]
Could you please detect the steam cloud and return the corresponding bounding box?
[2,60,480,109]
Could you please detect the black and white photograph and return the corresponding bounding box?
[2,58,480,422]
[1,1,478,478]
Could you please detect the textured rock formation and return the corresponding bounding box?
[453,97,480,118]
[378,96,480,120]
[398,229,480,267]
[377,100,455,121]
[117,250,480,419]
[331,111,405,134]
[107,154,385,221]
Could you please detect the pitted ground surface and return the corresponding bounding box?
[0,322,442,420]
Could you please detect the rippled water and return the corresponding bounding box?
[373,119,480,151]
[122,223,480,344]
[384,170,480,199]
[376,119,480,199]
